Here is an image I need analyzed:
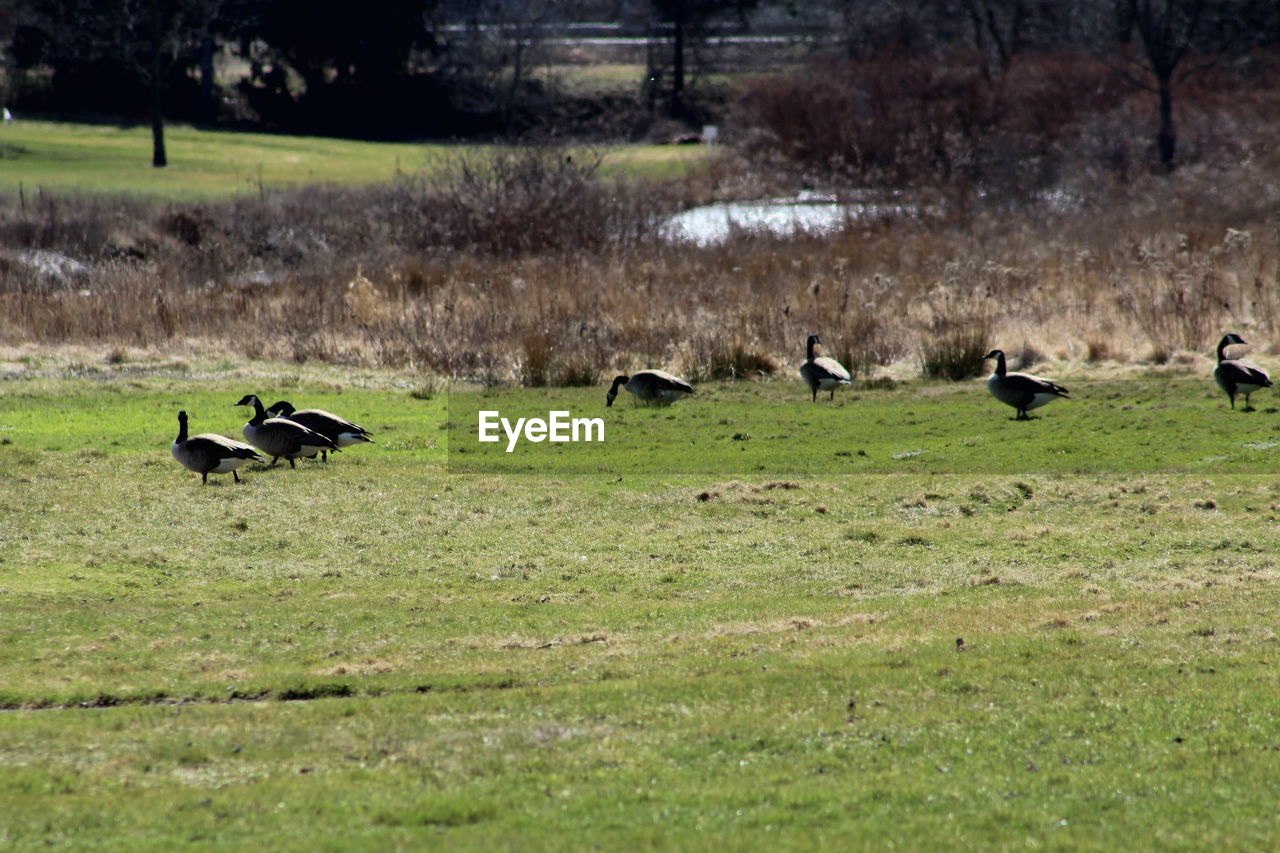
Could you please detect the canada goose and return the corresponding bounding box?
[265,400,373,461]
[606,370,695,407]
[234,393,339,467]
[982,349,1069,419]
[799,334,851,402]
[1214,333,1272,410]
[171,410,264,484]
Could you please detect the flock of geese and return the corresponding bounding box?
[171,394,373,484]
[172,333,1272,484]
[980,332,1271,417]
[599,332,1273,419]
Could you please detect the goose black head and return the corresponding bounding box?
[606,375,629,407]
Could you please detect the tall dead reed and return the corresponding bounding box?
[919,293,994,382]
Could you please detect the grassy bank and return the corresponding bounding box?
[0,120,707,198]
[2,365,1278,847]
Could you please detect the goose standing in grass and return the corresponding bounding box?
[1214,333,1272,410]
[982,349,1070,419]
[234,393,339,467]
[265,400,374,461]
[799,334,851,402]
[606,370,695,407]
[171,410,264,484]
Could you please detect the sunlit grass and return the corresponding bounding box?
[447,372,1280,475]
[0,120,706,198]
[2,364,1280,847]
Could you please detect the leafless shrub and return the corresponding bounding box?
[832,312,901,378]
[393,146,670,258]
[1115,241,1229,355]
[520,329,553,387]
[688,333,779,382]
[1009,342,1045,372]
[920,287,994,381]
[409,376,447,400]
[553,356,598,388]
[733,52,1127,196]
[921,321,992,381]
[1086,339,1113,363]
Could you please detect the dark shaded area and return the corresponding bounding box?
[9,0,1278,166]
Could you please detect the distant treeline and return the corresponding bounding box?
[3,1,1280,160]
[6,0,548,140]
[3,0,772,141]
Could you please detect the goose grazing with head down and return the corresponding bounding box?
[265,401,373,461]
[606,370,695,407]
[171,410,264,484]
[1214,333,1272,410]
[799,334,851,402]
[983,349,1069,420]
[234,393,339,467]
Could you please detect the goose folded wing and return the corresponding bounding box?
[1232,360,1272,386]
[299,409,371,436]
[645,370,694,394]
[192,434,264,460]
[813,357,852,382]
[1008,372,1069,398]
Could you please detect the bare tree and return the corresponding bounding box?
[647,0,757,115]
[820,0,955,61]
[959,0,1031,77]
[444,0,563,126]
[1106,0,1277,171]
[437,0,592,130]
[0,0,16,110]
[22,0,224,167]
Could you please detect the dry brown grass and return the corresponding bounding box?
[3,183,1278,383]
[3,69,1280,384]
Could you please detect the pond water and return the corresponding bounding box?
[659,191,916,245]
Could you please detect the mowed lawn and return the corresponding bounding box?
[0,120,708,198]
[2,363,1280,849]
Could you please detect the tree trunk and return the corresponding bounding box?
[1156,74,1175,171]
[150,80,168,168]
[966,1,992,80]
[670,0,686,114]
[505,37,525,129]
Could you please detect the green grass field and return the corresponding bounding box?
[0,120,708,198]
[3,361,1279,849]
